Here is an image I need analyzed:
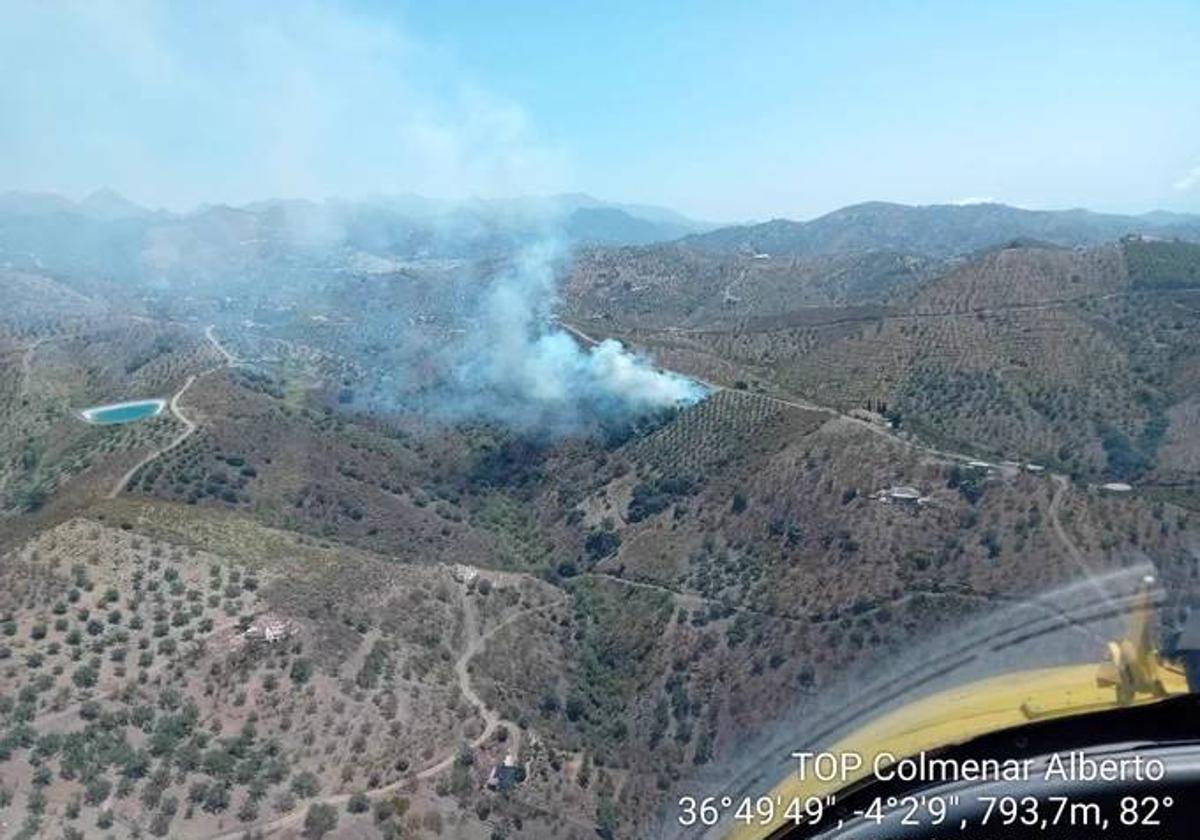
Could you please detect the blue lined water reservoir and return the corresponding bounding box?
[80,398,167,425]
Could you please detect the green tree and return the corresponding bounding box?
[304,802,339,838]
[347,792,371,814]
[289,658,313,684]
[291,770,321,798]
[596,796,619,839]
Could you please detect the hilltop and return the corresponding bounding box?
[567,237,1200,490]
[680,201,1200,257]
[2,197,1200,839]
[0,190,713,269]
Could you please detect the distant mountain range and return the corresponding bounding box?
[0,188,164,221]
[3,190,1200,284]
[680,201,1200,257]
[0,189,714,254]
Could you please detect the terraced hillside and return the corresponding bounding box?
[576,240,1200,484]
[3,227,1200,839]
[489,382,1200,828]
[563,245,943,331]
[0,505,579,840]
[0,306,222,526]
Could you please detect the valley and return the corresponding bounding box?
[2,197,1200,840]
[4,1,1200,835]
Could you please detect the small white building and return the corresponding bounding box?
[874,485,925,504]
[451,563,478,584]
[244,617,293,643]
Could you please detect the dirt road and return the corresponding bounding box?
[17,336,51,399]
[107,325,234,498]
[212,596,537,840]
[205,323,240,365]
[1048,472,1094,576]
[561,319,980,465]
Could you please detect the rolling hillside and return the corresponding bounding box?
[568,239,1200,487]
[2,209,1200,840]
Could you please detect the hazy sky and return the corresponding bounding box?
[2,0,1198,221]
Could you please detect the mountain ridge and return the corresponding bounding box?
[0,189,714,252]
[681,200,1200,257]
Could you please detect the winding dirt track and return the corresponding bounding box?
[211,597,538,840]
[205,323,239,365]
[17,336,49,399]
[107,325,237,499]
[561,320,980,460]
[562,319,1087,566]
[565,319,1135,840]
[202,320,1093,837]
[1048,471,1102,588]
[1048,474,1083,563]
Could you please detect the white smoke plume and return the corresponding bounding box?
[1,0,707,435]
[446,240,707,433]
